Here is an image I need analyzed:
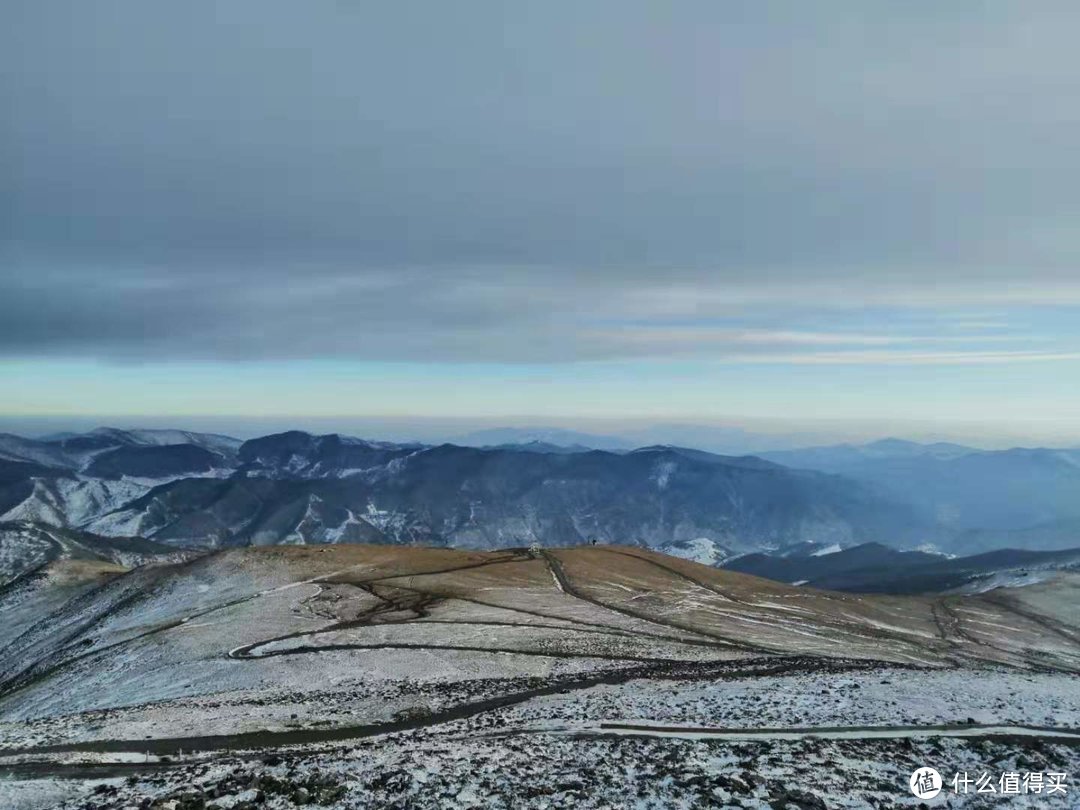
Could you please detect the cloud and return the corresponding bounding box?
[2,2,1080,365]
[730,350,1080,366]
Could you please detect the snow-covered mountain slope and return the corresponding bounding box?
[83,443,232,479]
[236,430,421,478]
[0,521,187,585]
[57,439,933,552]
[1,545,1077,810]
[1,545,1077,726]
[1,476,154,527]
[656,537,730,566]
[0,434,72,469]
[0,427,242,474]
[5,428,1080,558]
[89,428,241,454]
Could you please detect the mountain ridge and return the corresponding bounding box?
[2,428,1078,557]
[0,429,934,554]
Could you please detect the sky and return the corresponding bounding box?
[3,2,1080,446]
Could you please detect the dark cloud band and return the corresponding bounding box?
[3,3,1079,363]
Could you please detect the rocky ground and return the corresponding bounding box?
[7,717,1077,809]
[3,663,1078,809]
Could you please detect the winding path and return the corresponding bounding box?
[0,657,884,767]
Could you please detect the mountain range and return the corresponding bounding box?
[0,428,935,556]
[1,427,1078,562]
[451,423,821,455]
[760,438,1080,549]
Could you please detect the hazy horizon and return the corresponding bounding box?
[3,413,1078,452]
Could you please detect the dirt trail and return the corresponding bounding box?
[0,657,879,766]
[0,553,533,704]
[231,549,748,662]
[540,549,775,655]
[979,593,1080,646]
[571,720,1080,743]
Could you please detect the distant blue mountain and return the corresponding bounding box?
[761,439,1080,549]
[452,427,632,451]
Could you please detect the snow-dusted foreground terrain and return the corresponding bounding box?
[1,545,1078,808]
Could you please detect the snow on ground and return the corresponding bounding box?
[0,779,82,810]
[659,537,728,566]
[2,665,1077,809]
[950,569,1063,594]
[1,477,150,529]
[3,546,1079,808]
[0,526,51,583]
[0,435,72,469]
[113,429,241,455]
[500,667,1080,731]
[0,657,627,751]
